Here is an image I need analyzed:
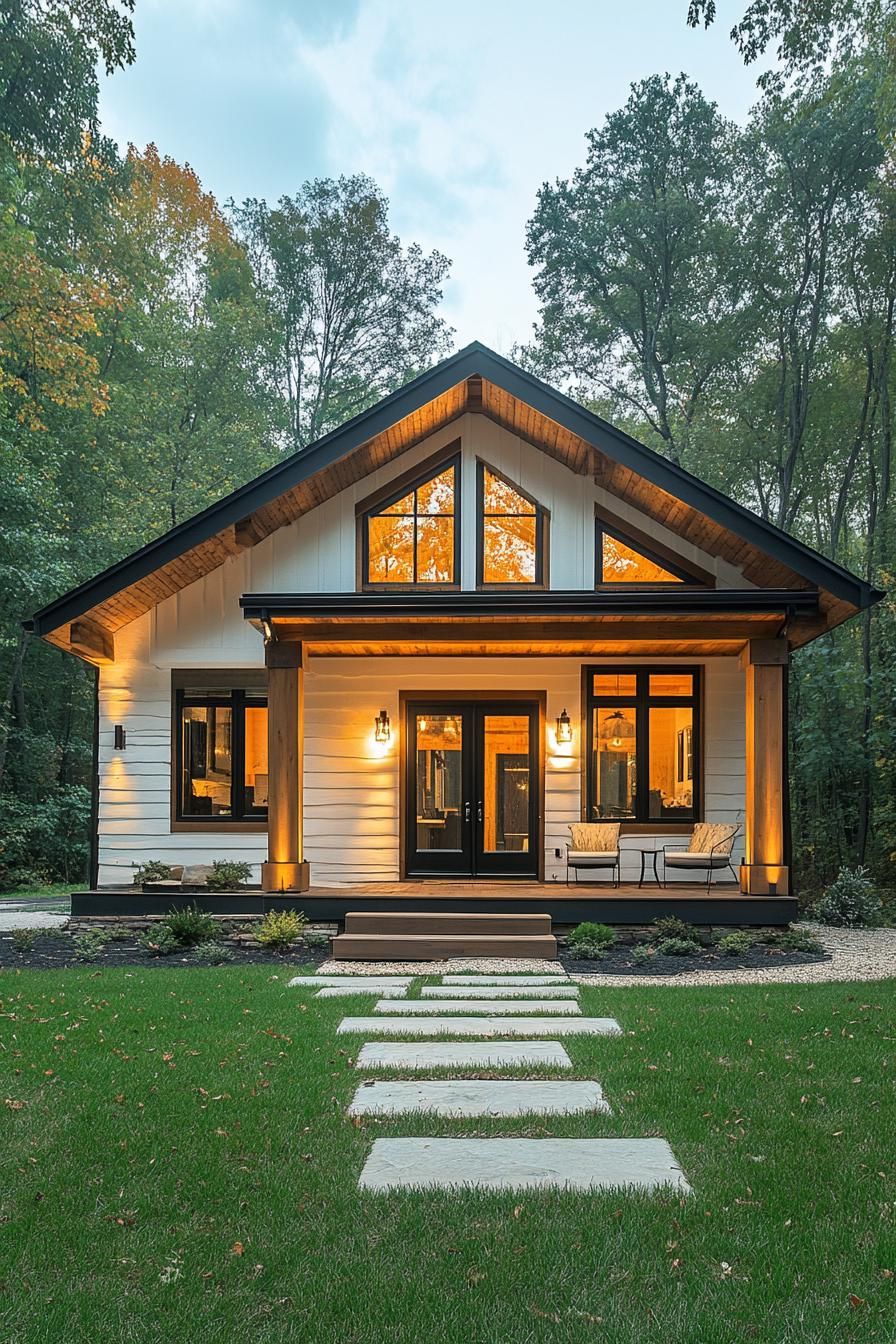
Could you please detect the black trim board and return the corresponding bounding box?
[71,889,798,925]
[29,342,880,637]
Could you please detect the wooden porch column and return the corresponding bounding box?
[739,638,789,896]
[261,640,310,893]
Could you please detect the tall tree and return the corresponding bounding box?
[232,175,452,450]
[522,74,742,466]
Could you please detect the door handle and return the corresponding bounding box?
[477,801,483,823]
[464,802,471,823]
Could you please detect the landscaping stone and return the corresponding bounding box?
[442,974,567,985]
[354,1041,573,1070]
[316,985,408,998]
[421,984,579,999]
[348,1079,609,1117]
[372,998,582,1016]
[0,912,68,931]
[289,975,413,988]
[338,1016,621,1036]
[358,1137,691,1193]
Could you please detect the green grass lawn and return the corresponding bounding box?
[1,968,894,1344]
[0,882,73,908]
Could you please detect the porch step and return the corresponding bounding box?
[330,932,557,962]
[343,910,552,936]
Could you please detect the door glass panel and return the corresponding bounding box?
[591,707,636,819]
[482,714,530,853]
[648,706,695,819]
[415,714,463,852]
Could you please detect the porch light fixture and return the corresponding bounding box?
[374,709,391,743]
[113,724,126,750]
[555,708,572,744]
[599,710,635,751]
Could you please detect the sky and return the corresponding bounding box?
[98,0,763,353]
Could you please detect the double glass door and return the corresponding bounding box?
[406,701,539,877]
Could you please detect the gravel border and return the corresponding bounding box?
[322,924,895,987]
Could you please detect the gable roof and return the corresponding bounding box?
[27,341,881,659]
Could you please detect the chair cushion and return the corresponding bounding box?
[568,850,619,864]
[665,850,731,866]
[569,822,620,853]
[688,822,738,855]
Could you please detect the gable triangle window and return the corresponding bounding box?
[595,514,707,586]
[360,449,459,588]
[478,462,548,586]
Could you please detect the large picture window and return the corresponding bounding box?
[585,667,700,823]
[478,462,547,585]
[175,684,268,824]
[361,454,458,586]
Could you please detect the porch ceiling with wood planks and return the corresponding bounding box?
[29,343,878,663]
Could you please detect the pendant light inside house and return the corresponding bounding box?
[599,709,635,751]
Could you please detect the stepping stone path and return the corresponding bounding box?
[292,970,690,1195]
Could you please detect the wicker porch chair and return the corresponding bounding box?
[566,822,621,886]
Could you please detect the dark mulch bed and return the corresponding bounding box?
[559,943,830,976]
[0,932,330,972]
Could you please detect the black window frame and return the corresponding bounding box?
[359,450,461,590]
[595,517,700,586]
[584,665,702,824]
[174,686,268,825]
[477,459,548,588]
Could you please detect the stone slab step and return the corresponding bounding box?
[355,1041,573,1071]
[338,1016,621,1037]
[442,975,566,985]
[348,1080,609,1117]
[358,1138,690,1193]
[344,911,551,935]
[330,933,557,961]
[289,976,413,989]
[422,985,579,999]
[373,999,581,1016]
[317,985,408,998]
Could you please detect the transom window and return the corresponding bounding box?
[478,463,547,585]
[362,455,458,586]
[585,667,700,823]
[596,518,700,585]
[175,683,267,823]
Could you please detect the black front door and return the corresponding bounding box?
[405,701,539,878]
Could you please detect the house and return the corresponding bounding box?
[27,343,881,926]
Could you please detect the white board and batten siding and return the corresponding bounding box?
[96,413,749,887]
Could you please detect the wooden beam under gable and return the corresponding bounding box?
[69,619,114,664]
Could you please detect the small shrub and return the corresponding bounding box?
[629,943,654,965]
[763,928,825,955]
[106,926,131,942]
[256,909,307,950]
[11,927,35,952]
[812,866,881,928]
[567,922,616,951]
[162,904,218,946]
[72,931,109,962]
[652,915,693,941]
[302,929,331,949]
[193,939,235,965]
[717,930,756,957]
[140,926,180,957]
[205,861,252,892]
[655,936,701,957]
[133,861,175,886]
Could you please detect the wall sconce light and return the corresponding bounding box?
[374,709,391,743]
[555,708,572,744]
[113,724,127,750]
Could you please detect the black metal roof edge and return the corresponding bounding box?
[29,340,879,635]
[240,588,820,620]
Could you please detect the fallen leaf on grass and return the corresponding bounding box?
[231,1242,245,1256]
[4,1099,26,1111]
[849,1295,866,1309]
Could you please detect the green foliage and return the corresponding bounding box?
[205,861,252,892]
[655,936,701,957]
[716,930,757,956]
[192,939,235,966]
[132,861,175,886]
[161,904,218,946]
[302,929,331,949]
[256,909,307,950]
[567,921,617,951]
[0,787,90,888]
[11,927,35,952]
[629,943,654,965]
[812,866,882,927]
[652,915,694,942]
[763,928,825,954]
[72,930,109,962]
[139,926,179,957]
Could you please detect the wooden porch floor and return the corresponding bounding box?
[306,880,739,898]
